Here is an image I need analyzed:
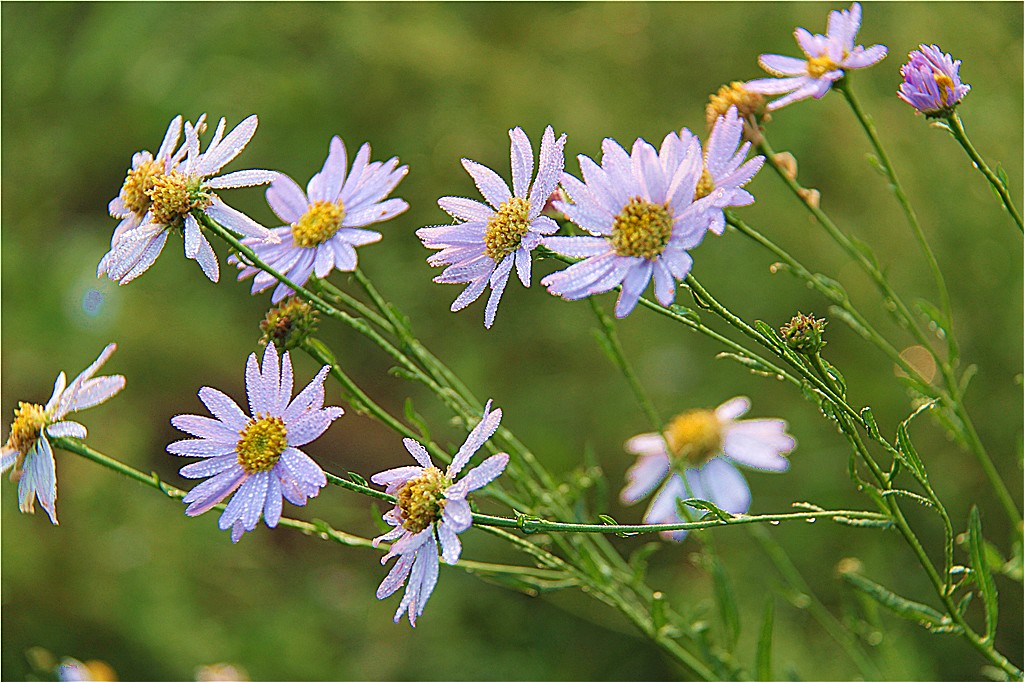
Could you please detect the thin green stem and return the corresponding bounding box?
[945,111,1024,233]
[837,81,955,362]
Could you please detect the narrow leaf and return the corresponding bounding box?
[680,498,734,521]
[840,570,958,632]
[828,305,872,340]
[968,506,999,643]
[347,471,368,487]
[709,555,741,651]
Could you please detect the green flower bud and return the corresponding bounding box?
[259,297,319,351]
[781,312,827,354]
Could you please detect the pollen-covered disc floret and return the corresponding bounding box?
[371,400,509,626]
[1,344,126,525]
[745,3,887,111]
[169,342,343,543]
[234,135,408,302]
[101,114,279,286]
[898,45,971,116]
[706,82,768,141]
[619,397,795,541]
[610,198,675,259]
[417,126,566,328]
[541,132,714,318]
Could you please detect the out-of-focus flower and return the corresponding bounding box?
[101,115,279,285]
[745,3,887,111]
[56,657,118,682]
[693,106,765,236]
[234,136,408,302]
[898,44,970,116]
[169,342,342,542]
[1,344,125,524]
[541,132,712,317]
[706,82,768,144]
[371,400,509,625]
[620,397,795,541]
[418,126,566,328]
[194,663,250,682]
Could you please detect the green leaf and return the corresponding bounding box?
[813,274,849,303]
[756,598,775,682]
[996,164,1010,189]
[860,407,881,439]
[828,305,872,340]
[849,235,879,268]
[403,398,431,442]
[833,515,893,529]
[968,506,999,643]
[864,152,888,177]
[709,555,741,651]
[680,498,734,521]
[347,471,369,487]
[598,514,637,537]
[820,358,847,397]
[896,418,930,483]
[715,351,779,378]
[753,320,786,350]
[669,303,701,324]
[880,488,935,507]
[840,570,960,632]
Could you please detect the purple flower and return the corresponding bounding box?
[620,397,795,541]
[694,106,766,236]
[418,126,566,328]
[371,400,509,625]
[169,342,343,542]
[541,132,714,318]
[102,115,279,285]
[234,136,409,302]
[1,344,126,524]
[898,45,970,116]
[99,115,185,278]
[745,3,887,111]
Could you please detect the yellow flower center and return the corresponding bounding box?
[706,82,766,128]
[484,197,532,262]
[807,55,840,79]
[121,158,165,215]
[665,409,723,467]
[292,200,345,248]
[235,415,288,474]
[397,466,450,533]
[934,73,955,106]
[610,197,674,260]
[146,170,211,226]
[693,167,715,200]
[5,402,48,477]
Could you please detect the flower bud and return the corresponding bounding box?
[259,297,319,350]
[781,312,827,354]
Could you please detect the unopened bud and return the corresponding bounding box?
[797,187,820,209]
[772,152,799,180]
[259,297,319,350]
[781,312,827,354]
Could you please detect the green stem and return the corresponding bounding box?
[837,81,956,362]
[945,111,1024,233]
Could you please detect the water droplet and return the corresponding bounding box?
[769,520,781,526]
[806,517,817,523]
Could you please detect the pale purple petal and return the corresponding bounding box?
[441,498,472,532]
[167,438,236,458]
[184,467,246,516]
[715,397,751,421]
[179,454,239,479]
[509,127,535,199]
[461,158,512,209]
[620,451,671,504]
[438,196,496,223]
[722,420,795,471]
[267,174,309,224]
[171,414,240,443]
[403,438,433,468]
[688,458,751,515]
[759,54,809,76]
[45,421,87,439]
[207,169,278,189]
[437,520,462,564]
[448,400,501,478]
[205,197,273,241]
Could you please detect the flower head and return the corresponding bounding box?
[620,397,795,541]
[706,82,768,144]
[101,115,279,285]
[234,136,409,301]
[898,45,970,116]
[418,126,566,328]
[694,106,766,236]
[541,132,715,317]
[781,312,828,354]
[371,400,509,625]
[169,342,343,542]
[745,3,887,111]
[1,344,126,524]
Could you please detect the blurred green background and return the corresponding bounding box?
[2,2,1021,679]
